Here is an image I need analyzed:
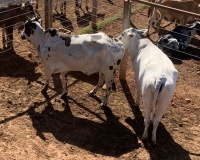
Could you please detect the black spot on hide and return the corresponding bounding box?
[48,47,50,52]
[47,55,50,57]
[60,34,71,47]
[117,59,121,65]
[109,66,113,70]
[45,28,58,37]
[24,21,37,37]
[108,35,113,39]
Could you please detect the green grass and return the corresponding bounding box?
[77,3,148,34]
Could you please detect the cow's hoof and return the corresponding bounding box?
[60,93,67,100]
[99,103,106,110]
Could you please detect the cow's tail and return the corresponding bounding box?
[151,75,166,118]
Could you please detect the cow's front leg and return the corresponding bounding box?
[60,72,68,99]
[41,68,52,94]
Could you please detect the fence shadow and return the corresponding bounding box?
[76,12,105,27]
[53,13,74,31]
[120,80,191,160]
[0,48,41,83]
[28,92,140,157]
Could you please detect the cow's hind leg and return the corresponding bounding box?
[100,71,114,108]
[151,90,172,145]
[89,72,105,96]
[141,88,154,141]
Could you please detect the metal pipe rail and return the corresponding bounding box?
[134,0,200,19]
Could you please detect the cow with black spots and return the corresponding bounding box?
[21,19,125,108]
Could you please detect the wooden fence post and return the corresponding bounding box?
[45,0,61,90]
[91,0,98,31]
[119,0,131,80]
[44,0,53,29]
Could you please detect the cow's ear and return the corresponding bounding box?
[137,29,148,37]
[129,33,134,38]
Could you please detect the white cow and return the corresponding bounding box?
[119,28,178,145]
[21,19,125,107]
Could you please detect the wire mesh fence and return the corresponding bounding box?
[132,1,200,64]
[0,0,199,64]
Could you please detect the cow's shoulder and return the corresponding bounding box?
[45,28,58,37]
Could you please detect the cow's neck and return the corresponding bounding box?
[30,28,45,55]
[129,39,139,60]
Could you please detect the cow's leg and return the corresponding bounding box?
[61,71,68,98]
[54,0,58,11]
[42,68,52,93]
[36,0,39,10]
[100,72,114,107]
[63,0,67,15]
[151,90,172,145]
[89,72,105,95]
[86,0,89,12]
[79,3,85,14]
[141,89,153,141]
[60,1,64,14]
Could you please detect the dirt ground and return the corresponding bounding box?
[0,0,200,160]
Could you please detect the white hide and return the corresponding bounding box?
[21,20,125,107]
[119,28,178,145]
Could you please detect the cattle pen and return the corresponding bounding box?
[0,0,199,160]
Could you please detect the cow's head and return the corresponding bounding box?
[21,19,42,42]
[189,21,200,36]
[157,34,179,51]
[118,28,147,49]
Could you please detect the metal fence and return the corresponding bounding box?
[0,0,199,79]
[118,0,200,79]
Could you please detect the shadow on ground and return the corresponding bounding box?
[28,92,140,157]
[120,80,191,160]
[0,48,41,83]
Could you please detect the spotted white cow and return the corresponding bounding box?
[157,21,200,51]
[119,28,178,145]
[21,19,125,107]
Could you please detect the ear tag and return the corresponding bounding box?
[129,34,134,38]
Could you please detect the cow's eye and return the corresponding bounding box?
[122,34,124,36]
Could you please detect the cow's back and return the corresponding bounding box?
[133,39,177,91]
[42,32,124,75]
